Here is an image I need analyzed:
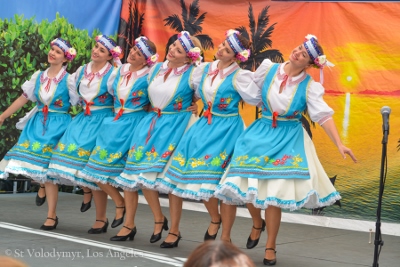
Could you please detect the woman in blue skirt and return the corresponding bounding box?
[161,30,259,243]
[115,31,202,248]
[47,35,121,232]
[0,38,78,229]
[215,34,357,265]
[78,36,159,241]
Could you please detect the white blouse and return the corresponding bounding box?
[69,62,117,109]
[22,67,79,106]
[147,60,196,109]
[250,59,334,125]
[116,63,150,100]
[193,60,260,106]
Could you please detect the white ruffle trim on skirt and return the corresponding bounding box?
[214,131,341,211]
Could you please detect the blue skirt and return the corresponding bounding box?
[160,115,245,200]
[215,117,341,211]
[1,111,71,182]
[47,109,113,188]
[115,111,193,190]
[78,110,148,187]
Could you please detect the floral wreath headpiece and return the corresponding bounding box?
[50,38,76,61]
[95,35,122,66]
[177,31,202,66]
[95,35,121,58]
[225,29,251,62]
[303,34,334,84]
[134,36,159,67]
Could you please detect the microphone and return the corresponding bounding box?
[380,106,391,134]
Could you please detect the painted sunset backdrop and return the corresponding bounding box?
[119,0,400,222]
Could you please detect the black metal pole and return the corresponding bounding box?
[372,130,388,267]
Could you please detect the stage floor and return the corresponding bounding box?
[0,193,399,267]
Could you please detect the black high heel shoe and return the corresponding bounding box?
[110,226,137,241]
[40,217,58,231]
[111,206,125,228]
[204,220,221,241]
[80,190,92,212]
[88,219,108,234]
[263,248,277,266]
[160,232,181,248]
[246,220,266,249]
[150,216,169,243]
[36,186,46,206]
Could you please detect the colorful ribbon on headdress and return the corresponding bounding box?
[135,36,159,66]
[303,34,334,84]
[50,38,76,61]
[225,29,250,62]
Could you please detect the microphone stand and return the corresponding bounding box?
[372,129,388,267]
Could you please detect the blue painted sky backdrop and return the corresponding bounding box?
[0,0,122,35]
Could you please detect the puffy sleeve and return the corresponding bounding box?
[106,68,118,96]
[67,73,80,105]
[69,66,83,85]
[234,69,260,106]
[147,63,158,83]
[21,70,41,102]
[307,80,334,125]
[244,59,274,107]
[191,62,207,99]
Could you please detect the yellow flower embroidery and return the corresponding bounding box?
[19,140,30,149]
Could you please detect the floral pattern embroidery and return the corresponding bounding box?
[173,152,186,166]
[234,154,302,167]
[77,148,91,158]
[173,96,183,111]
[128,145,144,161]
[54,98,64,108]
[217,95,233,111]
[146,146,159,161]
[99,149,108,160]
[161,144,175,159]
[173,150,230,169]
[286,111,299,119]
[19,140,30,149]
[131,90,145,106]
[67,143,77,153]
[31,142,41,151]
[107,152,122,163]
[42,145,53,154]
[98,93,109,103]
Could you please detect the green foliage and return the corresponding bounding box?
[0,13,108,159]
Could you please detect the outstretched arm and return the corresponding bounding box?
[0,95,29,126]
[321,119,357,163]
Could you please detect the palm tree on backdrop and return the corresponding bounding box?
[117,0,145,62]
[235,2,284,71]
[163,0,214,60]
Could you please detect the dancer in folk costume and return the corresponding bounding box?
[114,31,201,247]
[47,35,122,232]
[215,34,357,265]
[0,38,78,229]
[78,36,159,240]
[161,30,258,242]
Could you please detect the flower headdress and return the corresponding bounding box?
[303,34,334,84]
[95,35,122,66]
[134,36,159,67]
[177,31,202,66]
[225,29,251,63]
[50,38,76,61]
